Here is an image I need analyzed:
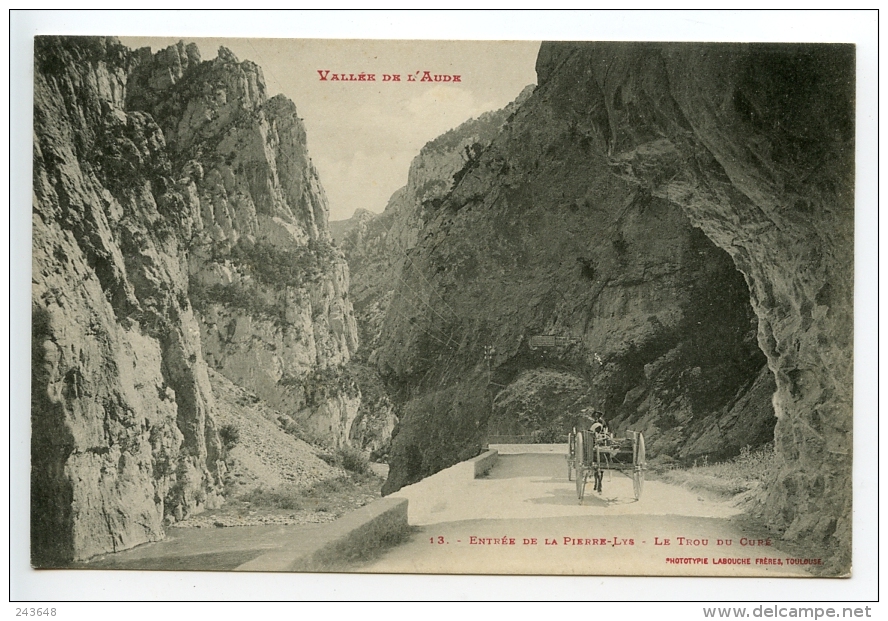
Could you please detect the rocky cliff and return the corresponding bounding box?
[371,43,852,571]
[372,80,773,490]
[337,87,534,356]
[534,42,854,570]
[125,42,363,449]
[32,37,225,565]
[31,37,366,564]
[333,92,535,458]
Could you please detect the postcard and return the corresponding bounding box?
[28,34,856,583]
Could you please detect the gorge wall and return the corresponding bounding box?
[364,75,774,492]
[334,92,533,458]
[337,87,533,355]
[33,37,223,564]
[125,41,364,449]
[363,43,852,571]
[536,42,853,569]
[31,37,367,564]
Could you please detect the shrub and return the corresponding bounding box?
[530,428,561,444]
[279,373,302,388]
[189,275,282,320]
[661,443,778,497]
[238,485,304,510]
[337,445,369,475]
[237,473,375,513]
[305,476,353,496]
[229,238,338,288]
[316,452,338,467]
[314,446,370,475]
[219,424,240,449]
[277,365,361,409]
[303,364,361,407]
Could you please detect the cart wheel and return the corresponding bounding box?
[575,432,586,502]
[633,433,646,501]
[567,432,574,481]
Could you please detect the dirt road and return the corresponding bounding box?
[354,446,816,576]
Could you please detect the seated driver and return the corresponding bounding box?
[589,411,610,440]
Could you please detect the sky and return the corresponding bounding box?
[120,38,540,221]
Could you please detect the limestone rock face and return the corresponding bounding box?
[30,37,364,565]
[32,36,224,565]
[332,93,534,455]
[534,42,853,570]
[338,87,534,355]
[329,208,375,244]
[374,71,772,496]
[127,43,361,447]
[374,43,852,570]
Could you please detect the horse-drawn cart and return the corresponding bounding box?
[567,428,646,502]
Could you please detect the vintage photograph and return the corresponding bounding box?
[29,34,855,580]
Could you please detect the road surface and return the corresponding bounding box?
[353,445,816,576]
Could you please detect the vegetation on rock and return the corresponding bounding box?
[229,238,338,288]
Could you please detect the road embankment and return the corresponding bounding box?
[236,497,409,572]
